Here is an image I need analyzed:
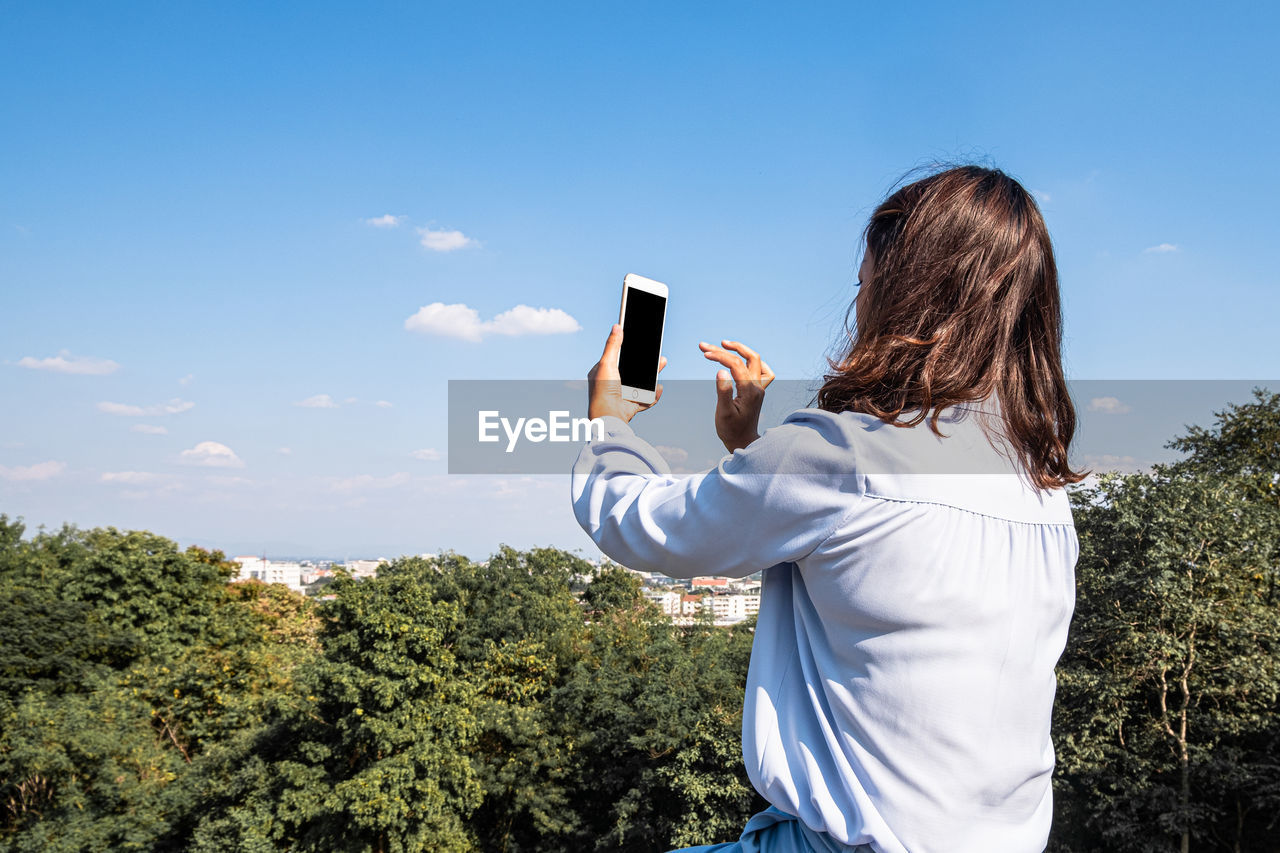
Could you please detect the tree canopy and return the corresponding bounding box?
[2,387,1277,851]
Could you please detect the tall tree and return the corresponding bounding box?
[180,567,482,853]
[1053,388,1280,852]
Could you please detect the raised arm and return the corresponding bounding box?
[571,414,861,579]
[575,323,860,578]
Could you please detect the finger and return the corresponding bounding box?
[654,383,664,405]
[721,340,762,374]
[701,340,741,364]
[658,355,668,373]
[601,324,623,365]
[702,349,752,383]
[715,369,734,406]
[760,359,775,389]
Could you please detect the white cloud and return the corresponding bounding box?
[131,424,168,435]
[296,394,338,408]
[180,441,245,468]
[1032,189,1051,204]
[101,471,161,485]
[655,445,690,464]
[98,398,195,417]
[344,396,358,404]
[411,448,442,461]
[326,472,410,493]
[0,460,66,481]
[179,373,194,386]
[206,475,252,487]
[656,444,698,475]
[404,302,581,342]
[486,305,582,337]
[366,214,404,228]
[494,477,537,497]
[1080,454,1146,473]
[375,400,393,408]
[1088,396,1132,415]
[277,447,293,455]
[405,303,485,341]
[1143,243,1179,254]
[418,227,477,252]
[16,351,119,375]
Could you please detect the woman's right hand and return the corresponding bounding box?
[699,339,775,453]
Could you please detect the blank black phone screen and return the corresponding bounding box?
[618,287,666,392]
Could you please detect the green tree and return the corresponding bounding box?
[0,519,319,851]
[555,596,761,851]
[180,566,482,853]
[1053,388,1280,852]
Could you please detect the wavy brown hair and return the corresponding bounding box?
[817,165,1086,490]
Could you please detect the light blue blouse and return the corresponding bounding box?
[571,402,1078,853]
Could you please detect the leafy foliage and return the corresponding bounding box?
[2,388,1277,851]
[1052,388,1280,852]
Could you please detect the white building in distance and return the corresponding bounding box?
[344,559,386,578]
[231,556,305,593]
[651,591,761,626]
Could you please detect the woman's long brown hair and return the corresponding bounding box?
[817,165,1086,490]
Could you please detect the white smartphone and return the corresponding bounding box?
[617,273,668,405]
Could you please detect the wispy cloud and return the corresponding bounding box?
[1143,243,1179,254]
[375,400,393,408]
[411,448,442,461]
[656,445,699,475]
[131,424,168,435]
[179,373,195,386]
[0,460,66,481]
[296,394,338,409]
[206,475,252,487]
[418,227,477,252]
[103,472,184,500]
[180,441,245,468]
[366,214,405,228]
[16,351,119,375]
[1032,189,1051,204]
[1080,454,1149,476]
[98,398,195,417]
[277,447,293,455]
[1088,396,1132,415]
[404,302,581,342]
[101,470,163,485]
[326,472,411,493]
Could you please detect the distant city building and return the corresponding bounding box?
[231,556,305,593]
[691,576,731,589]
[302,567,335,586]
[708,593,760,623]
[344,559,386,578]
[650,589,761,626]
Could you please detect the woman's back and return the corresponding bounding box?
[739,403,1077,852]
[572,397,1077,851]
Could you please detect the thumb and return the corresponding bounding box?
[715,369,734,407]
[601,324,623,366]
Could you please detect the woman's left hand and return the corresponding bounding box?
[587,324,667,424]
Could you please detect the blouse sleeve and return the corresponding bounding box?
[570,412,863,579]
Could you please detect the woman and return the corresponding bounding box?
[572,165,1085,853]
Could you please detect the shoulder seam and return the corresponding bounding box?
[861,491,1074,527]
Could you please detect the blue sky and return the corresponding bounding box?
[2,1,1277,559]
